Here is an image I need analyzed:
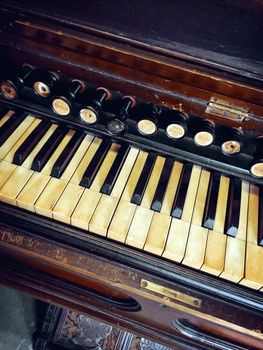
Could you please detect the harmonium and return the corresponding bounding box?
[0,0,263,349]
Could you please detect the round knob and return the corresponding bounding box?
[221,128,243,155]
[52,79,85,116]
[222,141,241,155]
[194,120,215,147]
[137,118,157,135]
[107,118,126,135]
[0,65,34,100]
[250,161,263,178]
[33,71,58,97]
[79,107,98,124]
[107,96,135,135]
[166,123,186,139]
[164,111,188,140]
[79,87,110,125]
[136,103,160,136]
[250,136,263,178]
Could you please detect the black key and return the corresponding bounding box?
[79,139,111,188]
[202,171,221,230]
[0,111,27,147]
[131,152,156,205]
[31,126,68,172]
[51,131,85,178]
[100,144,129,195]
[13,120,51,165]
[171,163,192,219]
[0,108,9,121]
[151,157,174,212]
[258,187,263,246]
[224,177,241,237]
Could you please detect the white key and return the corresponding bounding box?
[89,195,119,236]
[52,183,84,224]
[71,189,101,231]
[202,175,229,275]
[220,237,245,283]
[4,118,41,163]
[22,124,59,169]
[121,150,148,201]
[90,146,139,236]
[144,212,171,255]
[61,134,94,182]
[35,178,67,218]
[246,184,259,245]
[0,160,17,188]
[160,161,183,215]
[31,131,94,217]
[41,129,76,175]
[220,180,249,283]
[183,169,210,269]
[125,156,165,249]
[16,172,50,212]
[74,147,139,235]
[108,201,136,242]
[107,150,146,242]
[90,143,120,192]
[235,181,249,241]
[240,184,263,289]
[60,142,119,232]
[17,132,94,211]
[111,148,139,199]
[162,219,190,262]
[0,110,14,128]
[162,165,201,262]
[126,206,153,249]
[0,115,35,160]
[140,156,166,208]
[181,165,202,222]
[240,243,263,290]
[0,166,33,205]
[71,137,102,185]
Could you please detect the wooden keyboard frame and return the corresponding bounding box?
[0,202,263,349]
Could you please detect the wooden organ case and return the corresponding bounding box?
[0,1,262,349]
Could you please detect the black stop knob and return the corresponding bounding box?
[162,110,188,140]
[0,65,34,100]
[107,96,135,135]
[33,71,58,97]
[250,136,263,178]
[52,80,85,116]
[220,128,243,155]
[193,119,215,147]
[79,87,111,124]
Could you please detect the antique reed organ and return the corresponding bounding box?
[0,1,263,349]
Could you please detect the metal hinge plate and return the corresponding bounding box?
[205,97,249,121]
[140,279,201,308]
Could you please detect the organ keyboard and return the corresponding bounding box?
[0,109,263,290]
[0,1,263,349]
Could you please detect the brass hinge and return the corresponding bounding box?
[205,97,249,121]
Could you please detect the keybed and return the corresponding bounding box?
[0,109,263,291]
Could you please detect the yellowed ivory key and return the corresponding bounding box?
[163,165,201,262]
[201,175,229,275]
[183,169,210,269]
[126,156,166,249]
